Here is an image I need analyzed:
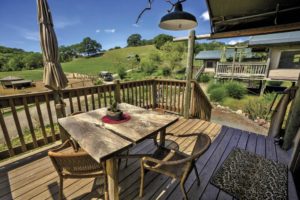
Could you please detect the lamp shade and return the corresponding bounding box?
[159,3,198,30]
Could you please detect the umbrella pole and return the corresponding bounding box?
[53,90,68,142]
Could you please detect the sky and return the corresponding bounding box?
[0,0,247,52]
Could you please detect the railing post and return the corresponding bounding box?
[152,79,157,108]
[184,30,195,119]
[114,80,121,103]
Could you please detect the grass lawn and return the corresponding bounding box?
[61,45,159,74]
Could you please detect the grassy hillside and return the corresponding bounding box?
[61,45,159,74]
[0,45,158,80]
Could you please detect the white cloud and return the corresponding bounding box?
[24,31,39,41]
[96,29,100,33]
[104,29,116,33]
[227,39,244,45]
[54,17,80,29]
[200,11,210,21]
[132,23,140,27]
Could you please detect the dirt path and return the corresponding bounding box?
[211,107,268,135]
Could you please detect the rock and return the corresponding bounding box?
[236,110,243,115]
[257,118,267,126]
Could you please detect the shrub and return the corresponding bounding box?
[118,67,127,79]
[209,88,227,102]
[162,67,171,76]
[198,73,211,83]
[207,82,223,93]
[175,67,186,74]
[141,60,157,75]
[268,81,283,87]
[224,81,247,99]
[94,79,103,85]
[244,96,269,120]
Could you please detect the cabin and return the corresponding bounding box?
[249,31,300,81]
[195,48,260,74]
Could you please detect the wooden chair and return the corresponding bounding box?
[48,140,107,200]
[139,133,211,200]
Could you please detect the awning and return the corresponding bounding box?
[205,0,300,38]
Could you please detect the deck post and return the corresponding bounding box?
[114,80,121,103]
[289,128,300,180]
[283,74,300,149]
[260,80,267,96]
[184,30,195,119]
[152,79,158,108]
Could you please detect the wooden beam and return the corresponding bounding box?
[283,74,300,150]
[173,22,300,41]
[183,30,195,119]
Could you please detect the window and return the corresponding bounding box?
[278,50,300,69]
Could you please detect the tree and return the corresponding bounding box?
[78,37,102,56]
[7,56,25,71]
[22,53,43,69]
[127,34,142,47]
[161,41,187,70]
[59,45,76,62]
[153,34,173,49]
[118,67,127,79]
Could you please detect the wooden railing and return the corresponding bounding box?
[0,79,211,159]
[216,61,269,79]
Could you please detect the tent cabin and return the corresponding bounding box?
[0,76,23,88]
[249,31,300,81]
[195,48,260,74]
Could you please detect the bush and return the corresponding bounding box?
[207,82,223,93]
[141,60,157,75]
[94,79,103,85]
[198,73,211,83]
[118,67,127,79]
[224,81,247,99]
[162,67,171,76]
[175,67,186,74]
[268,81,283,87]
[209,88,227,102]
[244,96,269,120]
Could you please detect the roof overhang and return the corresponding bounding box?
[206,0,300,38]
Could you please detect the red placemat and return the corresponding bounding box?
[101,113,131,124]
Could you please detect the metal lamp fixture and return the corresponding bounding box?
[159,1,198,30]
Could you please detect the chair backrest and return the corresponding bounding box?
[48,140,101,175]
[191,134,211,160]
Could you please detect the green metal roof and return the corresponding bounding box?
[249,31,300,46]
[195,48,254,60]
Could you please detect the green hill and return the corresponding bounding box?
[0,45,158,80]
[61,45,159,74]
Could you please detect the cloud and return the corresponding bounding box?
[54,17,80,29]
[227,39,244,45]
[200,11,210,21]
[132,23,140,27]
[104,29,116,33]
[24,31,39,41]
[96,29,100,33]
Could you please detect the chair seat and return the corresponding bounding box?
[144,147,190,178]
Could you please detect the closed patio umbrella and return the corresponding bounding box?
[37,0,68,118]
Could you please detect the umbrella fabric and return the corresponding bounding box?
[37,0,68,90]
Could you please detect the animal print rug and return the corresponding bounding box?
[210,148,287,200]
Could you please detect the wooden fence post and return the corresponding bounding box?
[152,79,157,109]
[114,80,121,103]
[184,30,195,119]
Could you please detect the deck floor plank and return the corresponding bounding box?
[0,119,298,200]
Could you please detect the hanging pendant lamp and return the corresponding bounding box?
[159,2,197,30]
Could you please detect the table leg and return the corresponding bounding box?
[106,158,119,200]
[159,128,166,146]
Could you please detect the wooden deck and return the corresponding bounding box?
[0,119,298,200]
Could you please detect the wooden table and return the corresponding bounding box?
[58,103,178,200]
